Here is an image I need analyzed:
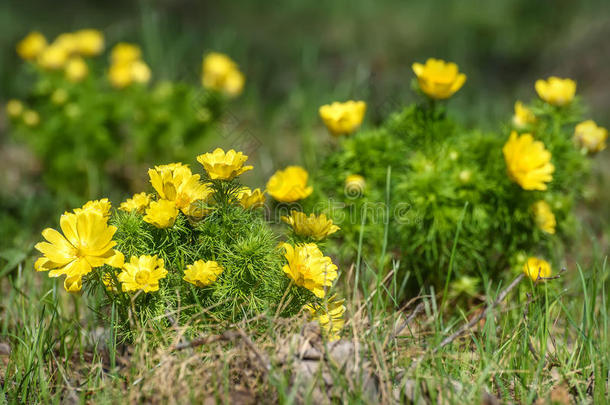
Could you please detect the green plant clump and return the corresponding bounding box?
[32,150,343,341]
[310,79,597,291]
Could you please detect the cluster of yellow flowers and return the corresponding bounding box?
[107,42,152,89]
[14,30,245,99]
[503,76,607,282]
[17,29,104,82]
[313,58,604,289]
[33,146,344,338]
[201,52,245,97]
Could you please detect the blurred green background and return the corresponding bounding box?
[1,0,609,254]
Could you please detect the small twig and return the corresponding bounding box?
[389,300,427,341]
[536,267,567,282]
[171,332,228,351]
[235,328,271,374]
[433,274,524,354]
[171,328,270,374]
[522,292,540,361]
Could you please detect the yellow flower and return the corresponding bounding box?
[412,58,467,100]
[503,131,554,190]
[574,120,607,153]
[531,200,556,234]
[282,243,338,298]
[306,294,346,341]
[266,166,313,203]
[108,60,151,88]
[535,77,576,106]
[53,33,79,55]
[183,260,224,287]
[16,31,47,60]
[65,57,88,82]
[130,60,151,84]
[74,29,105,56]
[74,198,112,219]
[319,100,367,136]
[512,101,536,128]
[111,43,141,65]
[119,192,151,213]
[118,255,167,293]
[196,148,253,180]
[523,257,551,282]
[34,209,123,280]
[201,52,245,97]
[6,99,24,118]
[281,211,340,241]
[237,187,266,209]
[108,62,133,88]
[143,199,179,228]
[64,275,82,293]
[37,44,69,70]
[22,110,40,127]
[344,174,365,197]
[148,164,212,215]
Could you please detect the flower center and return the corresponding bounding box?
[135,270,150,285]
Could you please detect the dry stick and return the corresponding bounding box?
[432,273,524,354]
[523,292,540,362]
[388,300,427,342]
[171,328,270,373]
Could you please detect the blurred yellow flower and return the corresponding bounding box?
[74,198,112,219]
[119,255,167,293]
[65,57,89,82]
[74,29,104,56]
[111,42,142,65]
[37,44,69,70]
[16,31,47,60]
[119,192,151,213]
[282,243,338,298]
[143,199,179,228]
[201,52,245,97]
[197,148,253,180]
[345,174,365,197]
[131,60,152,84]
[53,33,79,55]
[237,187,266,209]
[512,101,536,128]
[34,209,123,280]
[282,211,339,241]
[535,77,576,106]
[108,62,133,88]
[22,110,40,127]
[6,99,24,118]
[148,163,212,215]
[266,166,313,202]
[64,275,82,293]
[183,260,224,287]
[306,294,345,341]
[523,257,551,282]
[503,131,554,190]
[574,120,607,153]
[531,200,556,234]
[412,58,466,100]
[319,100,366,136]
[108,60,152,88]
